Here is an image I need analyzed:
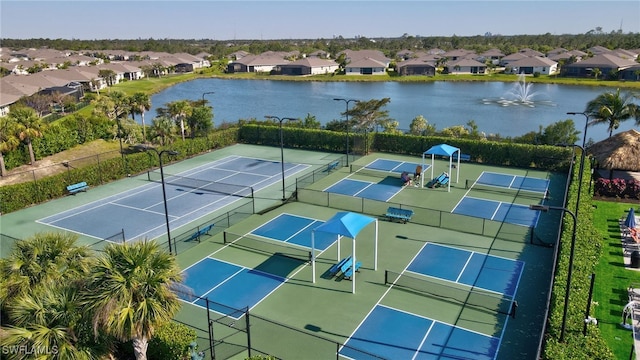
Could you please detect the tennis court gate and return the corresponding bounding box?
[183,292,385,359]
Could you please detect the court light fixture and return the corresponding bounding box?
[265,115,298,201]
[333,98,359,167]
[135,144,179,254]
[529,204,577,342]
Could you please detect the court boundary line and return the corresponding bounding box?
[478,171,550,193]
[452,196,538,228]
[179,255,306,321]
[37,155,306,242]
[246,213,335,251]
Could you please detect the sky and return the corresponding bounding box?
[1,1,639,41]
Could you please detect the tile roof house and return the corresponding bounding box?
[279,57,339,76]
[227,54,289,73]
[507,56,558,75]
[345,57,388,75]
[396,58,436,76]
[446,58,487,75]
[477,48,505,65]
[561,53,637,78]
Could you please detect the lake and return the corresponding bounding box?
[147,78,638,143]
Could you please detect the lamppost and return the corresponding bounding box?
[530,204,577,342]
[135,144,179,254]
[265,115,297,201]
[202,91,214,103]
[333,98,358,167]
[566,112,590,216]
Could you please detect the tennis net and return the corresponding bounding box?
[148,170,254,198]
[465,179,548,199]
[384,270,516,317]
[223,231,312,263]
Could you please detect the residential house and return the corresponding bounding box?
[561,53,637,79]
[619,64,640,81]
[345,57,388,75]
[477,48,505,65]
[517,48,545,57]
[279,58,339,76]
[227,54,289,73]
[499,52,528,67]
[507,56,558,75]
[441,49,476,62]
[396,58,436,76]
[446,58,486,75]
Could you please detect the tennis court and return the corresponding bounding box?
[37,156,309,241]
[322,158,426,202]
[341,242,522,359]
[451,171,549,227]
[180,213,343,318]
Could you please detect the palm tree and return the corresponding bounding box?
[585,89,640,137]
[0,116,20,176]
[8,106,46,164]
[84,241,182,360]
[129,92,151,142]
[0,232,93,309]
[167,100,192,141]
[150,116,176,145]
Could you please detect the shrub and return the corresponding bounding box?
[147,322,197,360]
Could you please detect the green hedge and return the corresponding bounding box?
[239,125,572,172]
[542,159,613,359]
[147,322,197,360]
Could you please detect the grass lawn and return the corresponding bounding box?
[593,200,640,359]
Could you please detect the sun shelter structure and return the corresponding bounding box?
[588,129,640,174]
[311,212,378,294]
[421,143,461,192]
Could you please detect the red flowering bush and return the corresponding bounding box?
[595,178,640,199]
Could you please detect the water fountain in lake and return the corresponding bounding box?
[482,73,555,108]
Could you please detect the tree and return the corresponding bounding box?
[540,119,580,145]
[409,115,436,136]
[186,105,213,138]
[150,116,176,145]
[585,89,640,137]
[84,241,182,360]
[130,92,151,142]
[346,98,393,132]
[9,106,46,164]
[167,100,192,141]
[0,116,20,176]
[591,67,601,80]
[98,69,117,86]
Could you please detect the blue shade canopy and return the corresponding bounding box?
[424,143,459,157]
[314,211,375,238]
[625,208,637,228]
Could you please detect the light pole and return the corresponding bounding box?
[530,204,577,342]
[202,91,214,104]
[265,115,297,201]
[566,112,590,214]
[135,144,179,254]
[333,98,358,166]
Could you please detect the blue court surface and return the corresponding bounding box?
[250,213,339,251]
[475,171,549,193]
[179,257,286,318]
[340,243,522,359]
[37,156,309,241]
[408,243,524,297]
[324,179,403,202]
[452,196,540,227]
[340,305,500,360]
[364,158,428,174]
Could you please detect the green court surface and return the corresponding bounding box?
[1,145,567,359]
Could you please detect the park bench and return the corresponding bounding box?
[385,207,414,224]
[186,224,214,243]
[326,160,340,173]
[328,256,352,277]
[427,173,449,188]
[453,153,471,162]
[66,181,89,194]
[342,258,362,280]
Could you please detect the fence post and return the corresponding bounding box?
[245,307,251,357]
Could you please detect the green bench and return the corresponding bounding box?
[326,160,340,173]
[385,207,414,224]
[66,181,89,194]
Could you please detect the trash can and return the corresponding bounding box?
[631,251,640,269]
